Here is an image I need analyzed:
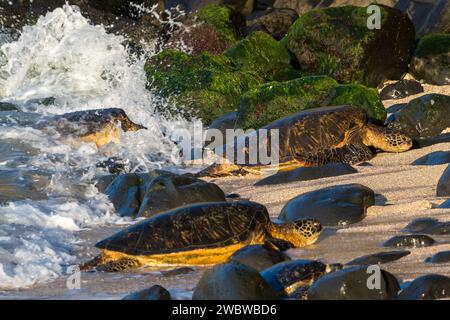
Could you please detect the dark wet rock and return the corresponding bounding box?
[379,80,423,100]
[383,234,435,248]
[386,103,407,114]
[245,8,298,40]
[193,261,279,300]
[357,162,373,167]
[439,199,450,208]
[425,251,450,264]
[398,274,450,300]
[415,133,450,148]
[387,94,450,141]
[106,171,226,218]
[0,169,51,203]
[0,102,19,112]
[278,184,375,227]
[410,33,450,85]
[412,151,450,166]
[167,0,254,16]
[96,157,130,174]
[403,217,450,235]
[307,266,400,300]
[281,5,415,87]
[161,267,195,277]
[437,165,450,197]
[123,285,171,300]
[261,259,342,297]
[255,163,357,186]
[255,0,274,11]
[225,193,241,199]
[88,0,161,19]
[95,174,119,193]
[346,250,411,266]
[228,243,291,272]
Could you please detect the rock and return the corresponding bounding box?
[145,48,262,124]
[278,183,375,227]
[346,250,411,266]
[255,163,357,186]
[383,235,435,248]
[0,102,20,112]
[410,33,450,85]
[123,285,172,300]
[107,171,226,218]
[245,8,298,40]
[96,157,130,174]
[171,4,245,55]
[95,174,119,193]
[281,5,415,87]
[255,0,274,11]
[88,0,161,19]
[379,80,424,100]
[192,261,279,300]
[387,94,450,141]
[437,165,450,197]
[166,0,255,16]
[236,76,386,129]
[412,151,450,166]
[439,199,450,208]
[224,31,299,82]
[228,243,291,271]
[226,193,241,199]
[403,217,450,235]
[398,274,450,300]
[425,251,450,264]
[307,266,400,300]
[161,267,195,277]
[261,259,342,296]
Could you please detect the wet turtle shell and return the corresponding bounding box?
[95,201,271,256]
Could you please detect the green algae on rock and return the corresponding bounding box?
[145,48,262,124]
[281,5,415,87]
[236,76,386,129]
[224,31,300,81]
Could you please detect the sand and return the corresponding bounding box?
[1,82,450,300]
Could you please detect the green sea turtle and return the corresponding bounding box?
[200,105,412,176]
[37,108,146,147]
[80,201,322,271]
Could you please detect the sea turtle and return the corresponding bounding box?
[200,105,412,176]
[261,259,343,299]
[36,108,146,147]
[80,201,322,271]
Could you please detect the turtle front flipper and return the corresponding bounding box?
[79,252,142,272]
[295,143,374,166]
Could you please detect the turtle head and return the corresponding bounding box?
[294,219,323,245]
[363,123,412,153]
[268,219,322,247]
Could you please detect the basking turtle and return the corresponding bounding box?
[80,201,322,271]
[36,108,146,147]
[200,105,412,176]
[261,259,342,299]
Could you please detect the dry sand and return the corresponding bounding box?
[1,83,450,300]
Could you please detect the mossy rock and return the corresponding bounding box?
[281,5,415,87]
[224,31,300,81]
[236,76,385,129]
[0,102,20,111]
[410,33,450,85]
[145,48,262,124]
[325,84,387,122]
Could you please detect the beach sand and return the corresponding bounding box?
[1,83,450,300]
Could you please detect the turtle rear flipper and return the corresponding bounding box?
[95,257,142,272]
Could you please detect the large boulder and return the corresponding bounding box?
[245,8,299,40]
[278,183,375,227]
[307,266,400,300]
[437,165,450,197]
[399,274,450,300]
[281,5,415,87]
[273,0,397,15]
[192,261,279,300]
[145,49,262,124]
[123,285,172,300]
[171,4,246,54]
[236,76,386,129]
[410,33,450,85]
[224,31,300,82]
[387,94,450,141]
